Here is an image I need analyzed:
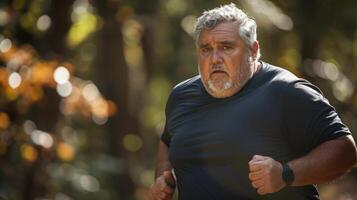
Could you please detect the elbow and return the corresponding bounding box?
[327,138,356,182]
[343,135,357,169]
[330,135,357,174]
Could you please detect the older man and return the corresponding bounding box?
[149,3,356,200]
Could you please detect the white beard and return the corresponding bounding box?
[207,79,232,93]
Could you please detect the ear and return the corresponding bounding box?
[250,41,260,61]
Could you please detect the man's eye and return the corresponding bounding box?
[201,48,211,53]
[223,46,232,50]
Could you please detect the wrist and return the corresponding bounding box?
[282,163,295,186]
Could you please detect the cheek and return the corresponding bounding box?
[199,67,209,80]
[225,54,245,72]
[198,60,209,74]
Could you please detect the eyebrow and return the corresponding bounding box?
[199,43,210,49]
[199,40,237,49]
[220,40,237,46]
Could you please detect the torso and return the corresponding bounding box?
[165,62,319,200]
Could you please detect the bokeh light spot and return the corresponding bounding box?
[82,83,100,102]
[21,144,38,162]
[0,38,11,53]
[57,142,75,161]
[24,120,36,134]
[79,175,100,192]
[37,15,52,31]
[333,76,354,102]
[0,9,10,26]
[8,72,22,88]
[30,130,53,148]
[57,82,73,97]
[123,134,143,152]
[140,170,154,187]
[38,131,54,149]
[0,112,10,130]
[54,193,72,200]
[181,15,196,36]
[92,115,108,125]
[54,66,70,84]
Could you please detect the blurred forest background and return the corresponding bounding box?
[0,0,356,199]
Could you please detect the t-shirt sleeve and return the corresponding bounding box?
[282,79,351,156]
[160,92,175,147]
[161,121,171,147]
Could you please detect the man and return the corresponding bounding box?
[149,3,357,200]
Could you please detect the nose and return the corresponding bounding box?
[211,49,223,64]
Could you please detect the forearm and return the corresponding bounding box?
[150,142,176,200]
[288,135,357,186]
[155,160,172,179]
[154,141,173,178]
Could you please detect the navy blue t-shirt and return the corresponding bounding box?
[161,62,350,200]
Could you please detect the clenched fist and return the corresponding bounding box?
[149,170,176,200]
[248,155,286,195]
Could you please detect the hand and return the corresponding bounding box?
[149,170,176,200]
[248,155,286,195]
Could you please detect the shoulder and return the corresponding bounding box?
[173,75,201,90]
[261,62,327,105]
[262,62,299,85]
[165,75,203,109]
[262,62,323,96]
[169,75,203,99]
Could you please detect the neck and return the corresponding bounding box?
[252,60,261,75]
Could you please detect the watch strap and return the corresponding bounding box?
[282,163,295,186]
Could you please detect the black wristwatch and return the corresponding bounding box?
[282,163,295,186]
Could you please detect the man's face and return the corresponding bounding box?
[197,22,253,98]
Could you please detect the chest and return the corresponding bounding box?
[167,90,291,167]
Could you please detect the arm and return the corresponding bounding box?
[289,135,356,186]
[248,135,357,195]
[154,141,173,178]
[149,141,176,200]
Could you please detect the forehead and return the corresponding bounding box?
[198,22,241,44]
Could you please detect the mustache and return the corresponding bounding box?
[210,64,227,73]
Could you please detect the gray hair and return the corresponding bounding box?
[193,3,261,59]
